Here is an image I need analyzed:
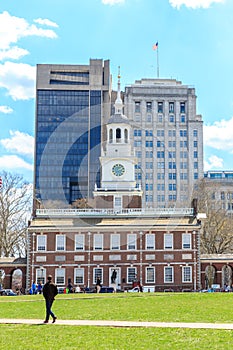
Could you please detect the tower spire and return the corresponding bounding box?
[114,66,123,114]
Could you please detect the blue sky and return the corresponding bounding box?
[0,0,232,182]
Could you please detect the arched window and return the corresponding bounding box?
[0,269,5,289]
[124,129,128,143]
[116,128,121,142]
[109,129,113,143]
[12,269,23,292]
[205,265,216,289]
[222,265,232,289]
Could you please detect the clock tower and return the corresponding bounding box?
[94,68,142,210]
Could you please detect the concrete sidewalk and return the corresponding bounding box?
[0,318,233,330]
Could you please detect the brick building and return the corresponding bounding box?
[27,73,202,292]
[201,254,233,290]
[27,208,201,292]
[0,257,27,293]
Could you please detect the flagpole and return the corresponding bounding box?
[157,46,159,78]
[152,42,159,78]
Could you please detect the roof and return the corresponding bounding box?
[29,215,199,231]
[108,113,130,124]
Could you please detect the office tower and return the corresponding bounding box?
[124,78,204,208]
[204,171,233,214]
[34,59,111,206]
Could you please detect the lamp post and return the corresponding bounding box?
[87,231,91,288]
[193,230,197,291]
[139,231,143,286]
[31,232,36,289]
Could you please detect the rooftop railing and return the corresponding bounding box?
[36,207,194,218]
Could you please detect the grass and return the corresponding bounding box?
[0,292,233,349]
[1,324,233,350]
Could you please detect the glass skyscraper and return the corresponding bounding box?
[34,59,111,206]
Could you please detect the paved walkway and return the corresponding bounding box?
[0,319,233,330]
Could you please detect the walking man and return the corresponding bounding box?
[96,277,101,293]
[43,275,58,323]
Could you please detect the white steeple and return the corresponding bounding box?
[114,66,123,114]
[93,67,143,209]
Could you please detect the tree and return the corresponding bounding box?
[72,198,95,209]
[40,200,70,209]
[0,171,32,257]
[193,179,233,254]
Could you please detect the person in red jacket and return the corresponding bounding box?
[42,275,58,323]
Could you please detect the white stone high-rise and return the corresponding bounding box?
[124,78,204,208]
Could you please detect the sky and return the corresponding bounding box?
[0,0,233,182]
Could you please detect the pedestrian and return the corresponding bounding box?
[96,277,101,293]
[37,281,43,294]
[32,281,37,294]
[42,275,58,324]
[67,278,73,293]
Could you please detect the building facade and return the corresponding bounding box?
[28,73,203,293]
[34,59,111,206]
[35,61,204,211]
[27,209,201,292]
[204,171,233,214]
[124,79,204,208]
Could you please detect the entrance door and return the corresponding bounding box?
[109,267,121,290]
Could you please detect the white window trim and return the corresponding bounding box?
[164,233,173,250]
[93,267,103,285]
[56,234,66,251]
[74,267,84,285]
[146,267,155,283]
[127,234,137,250]
[55,268,65,285]
[36,268,46,284]
[127,267,137,283]
[182,233,192,250]
[164,266,174,283]
[111,234,120,250]
[37,235,47,251]
[94,234,103,250]
[146,234,155,250]
[182,266,192,283]
[114,196,122,209]
[75,234,84,251]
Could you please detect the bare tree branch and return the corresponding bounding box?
[193,179,233,254]
[0,171,32,257]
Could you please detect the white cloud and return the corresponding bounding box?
[0,46,29,61]
[0,105,13,114]
[0,155,33,171]
[0,11,58,51]
[102,0,125,5]
[169,0,224,9]
[204,155,224,170]
[34,18,59,28]
[1,130,34,157]
[0,61,36,100]
[204,117,233,153]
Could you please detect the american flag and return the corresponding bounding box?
[152,42,158,50]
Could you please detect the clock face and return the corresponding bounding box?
[112,163,125,177]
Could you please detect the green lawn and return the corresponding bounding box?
[0,292,233,349]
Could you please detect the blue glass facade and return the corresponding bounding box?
[35,89,102,204]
